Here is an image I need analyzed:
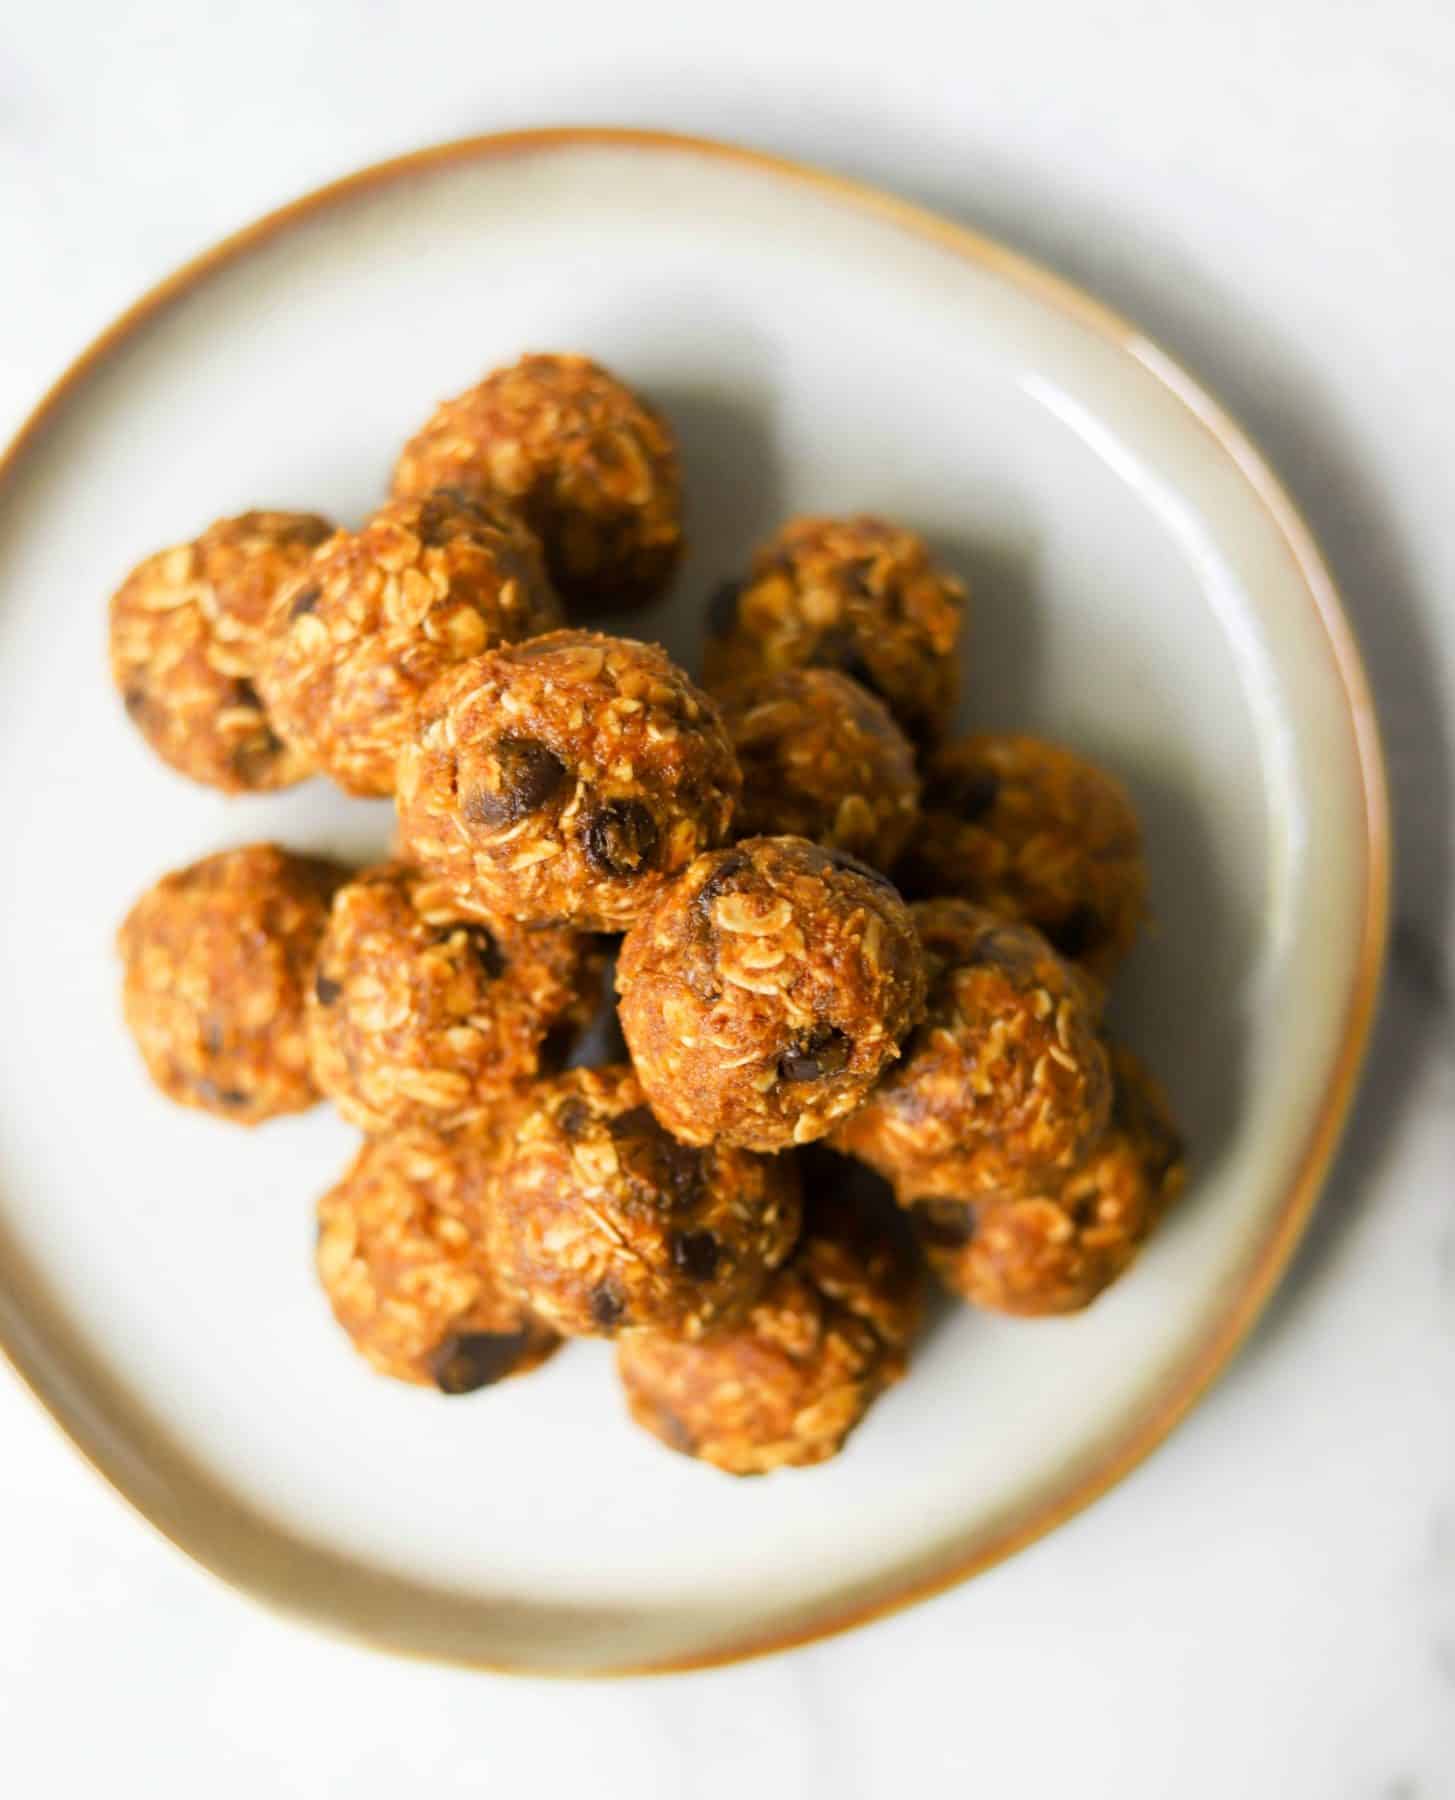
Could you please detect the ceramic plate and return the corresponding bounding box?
[0,130,1387,1675]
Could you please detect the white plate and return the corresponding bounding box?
[0,130,1387,1675]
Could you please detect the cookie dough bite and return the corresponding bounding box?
[830,899,1110,1196]
[908,1046,1186,1314]
[109,510,331,791]
[307,863,606,1135]
[616,1175,925,1475]
[898,733,1146,980]
[617,836,925,1152]
[316,1130,559,1391]
[392,353,682,614]
[396,630,740,931]
[711,667,920,872]
[117,843,345,1125]
[256,491,560,797]
[702,515,966,746]
[483,1065,801,1339]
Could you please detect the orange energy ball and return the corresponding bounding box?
[483,1065,801,1340]
[711,667,921,871]
[899,733,1146,980]
[618,837,926,1152]
[316,1130,559,1391]
[392,352,682,613]
[396,631,740,931]
[257,491,560,797]
[307,863,605,1134]
[908,1047,1186,1314]
[831,899,1110,1196]
[118,843,345,1125]
[703,515,966,745]
[617,1179,924,1475]
[109,510,331,792]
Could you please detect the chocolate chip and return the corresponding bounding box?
[812,626,884,701]
[915,1200,977,1248]
[429,1328,531,1394]
[926,765,1000,821]
[202,1020,224,1053]
[778,1026,852,1082]
[842,556,877,597]
[288,583,321,619]
[1047,904,1099,962]
[692,850,749,920]
[820,846,897,890]
[582,801,658,878]
[654,1406,698,1454]
[314,970,341,1005]
[556,1096,592,1138]
[1069,1193,1103,1231]
[971,926,1040,976]
[122,685,149,718]
[450,923,504,981]
[611,1107,704,1206]
[229,725,287,780]
[608,1104,659,1140]
[670,1230,720,1280]
[196,1078,248,1108]
[706,579,742,638]
[233,676,264,710]
[589,1281,626,1330]
[657,1140,705,1208]
[416,496,465,547]
[463,736,566,829]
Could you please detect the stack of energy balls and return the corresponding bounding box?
[111,352,1184,1477]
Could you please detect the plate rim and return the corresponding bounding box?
[0,126,1391,1677]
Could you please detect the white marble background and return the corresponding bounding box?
[1,3,1452,1794]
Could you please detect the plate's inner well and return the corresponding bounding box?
[0,139,1374,1672]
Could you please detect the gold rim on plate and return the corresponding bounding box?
[0,127,1391,1677]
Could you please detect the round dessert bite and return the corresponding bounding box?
[256,491,560,797]
[908,1046,1185,1314]
[830,899,1110,1195]
[483,1065,801,1339]
[109,509,331,792]
[712,667,920,871]
[898,733,1146,980]
[307,863,606,1135]
[617,836,926,1151]
[316,1130,558,1391]
[392,352,682,614]
[396,630,740,931]
[616,1174,924,1475]
[702,515,966,745]
[117,843,345,1125]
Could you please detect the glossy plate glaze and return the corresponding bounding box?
[0,130,1387,1675]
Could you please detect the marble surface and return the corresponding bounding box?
[1,3,1451,1793]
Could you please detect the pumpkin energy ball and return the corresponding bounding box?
[392,352,682,614]
[109,509,331,792]
[898,733,1146,980]
[484,1065,801,1339]
[712,667,921,871]
[702,515,966,745]
[617,836,926,1152]
[316,1130,559,1391]
[909,1046,1186,1314]
[256,491,560,797]
[617,1179,924,1475]
[397,630,740,931]
[117,843,345,1125]
[307,863,606,1135]
[831,899,1110,1196]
